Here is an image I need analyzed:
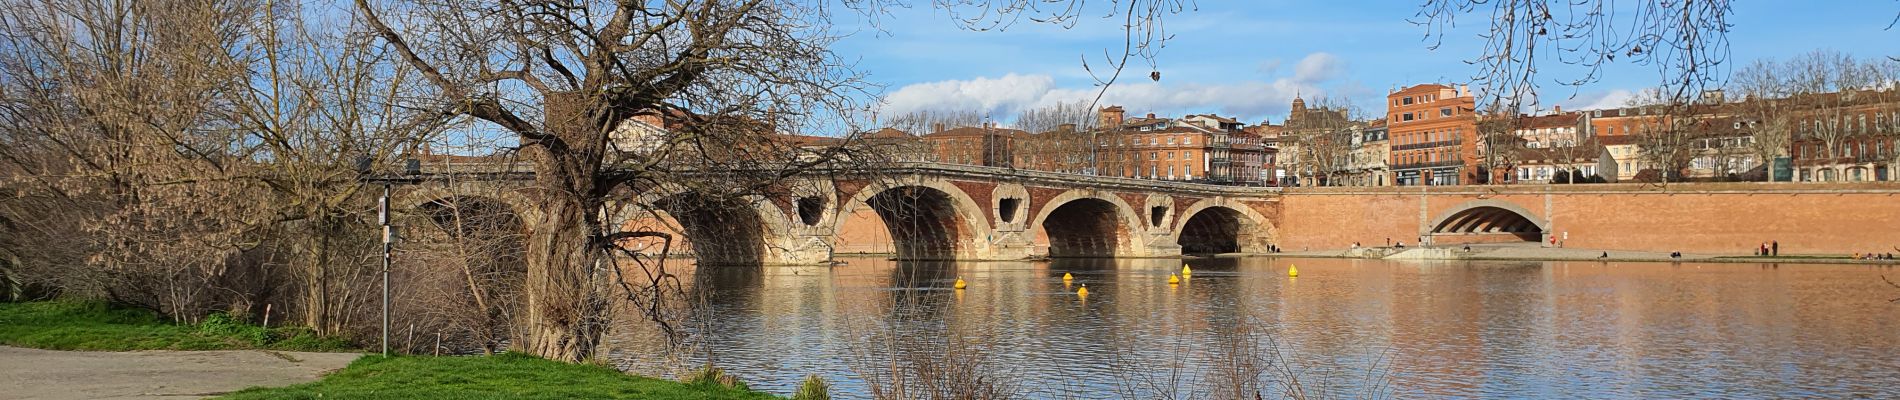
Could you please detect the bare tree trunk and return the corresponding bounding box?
[517,191,606,361]
[516,94,612,362]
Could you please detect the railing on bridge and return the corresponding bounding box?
[418,160,1283,195]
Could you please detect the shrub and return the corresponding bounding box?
[792,374,831,400]
[684,365,750,391]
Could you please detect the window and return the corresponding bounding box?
[1441,108,1453,117]
[1402,97,1415,105]
[1151,152,1158,160]
[1403,113,1414,122]
[1183,137,1193,145]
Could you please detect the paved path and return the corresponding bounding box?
[0,346,360,399]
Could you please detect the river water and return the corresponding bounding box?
[604,256,1900,398]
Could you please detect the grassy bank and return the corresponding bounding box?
[0,301,352,351]
[220,353,785,400]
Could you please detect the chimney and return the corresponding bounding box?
[1098,106,1126,128]
[1552,105,1562,114]
[1146,113,1156,119]
[1459,84,1470,97]
[932,122,945,133]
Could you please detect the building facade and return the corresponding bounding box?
[1387,84,1478,186]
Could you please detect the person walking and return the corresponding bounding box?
[1771,241,1779,256]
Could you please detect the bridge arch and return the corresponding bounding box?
[838,179,991,260]
[1170,199,1273,254]
[401,184,542,225]
[1426,200,1545,243]
[1029,190,1145,257]
[637,191,795,265]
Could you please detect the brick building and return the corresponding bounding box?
[1089,106,1269,184]
[1387,84,1478,186]
[920,124,1026,167]
[1784,90,1899,182]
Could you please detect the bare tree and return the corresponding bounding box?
[352,0,886,361]
[1416,0,1733,109]
[1283,97,1359,186]
[0,0,426,331]
[1012,100,1098,173]
[1729,59,1801,182]
[886,109,988,134]
[1013,100,1098,134]
[1475,103,1525,184]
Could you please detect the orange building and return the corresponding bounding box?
[1386,84,1478,185]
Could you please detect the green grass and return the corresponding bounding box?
[0,300,354,351]
[220,353,785,400]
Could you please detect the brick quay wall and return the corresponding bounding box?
[1275,182,1900,255]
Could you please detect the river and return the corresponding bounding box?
[604,256,1900,398]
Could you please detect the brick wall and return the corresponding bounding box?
[1278,183,1900,255]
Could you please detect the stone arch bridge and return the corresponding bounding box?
[395,162,1283,265]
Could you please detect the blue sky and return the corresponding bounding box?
[834,0,1898,126]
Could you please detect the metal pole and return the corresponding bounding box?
[380,182,392,357]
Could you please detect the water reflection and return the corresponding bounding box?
[606,257,1900,398]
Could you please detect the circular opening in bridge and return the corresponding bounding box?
[1041,198,1124,258]
[1430,206,1542,243]
[1178,207,1243,255]
[867,186,967,260]
[661,194,767,265]
[795,196,825,226]
[997,197,1023,223]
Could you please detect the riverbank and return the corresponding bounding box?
[221,354,783,400]
[1262,243,1900,265]
[0,301,799,399]
[0,301,353,351]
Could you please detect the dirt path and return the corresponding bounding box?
[0,346,360,399]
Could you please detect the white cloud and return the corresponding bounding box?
[1559,89,1635,111]
[1292,52,1345,83]
[879,73,1057,117]
[878,53,1354,125]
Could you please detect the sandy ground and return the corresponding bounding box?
[0,346,361,400]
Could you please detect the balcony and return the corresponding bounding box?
[1392,139,1463,151]
[1390,160,1465,170]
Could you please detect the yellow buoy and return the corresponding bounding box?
[1288,265,1299,277]
[954,277,967,290]
[1076,284,1090,297]
[1181,264,1192,276]
[1062,272,1074,282]
[1168,273,1180,284]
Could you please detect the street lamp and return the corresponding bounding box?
[355,156,423,357]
